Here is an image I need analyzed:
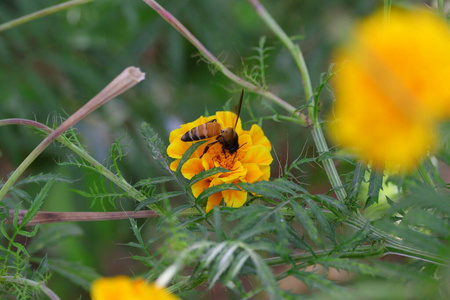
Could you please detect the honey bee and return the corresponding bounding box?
[181,89,244,157]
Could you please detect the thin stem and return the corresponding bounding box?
[0,118,161,214]
[0,0,94,33]
[247,0,346,202]
[142,0,308,126]
[265,244,386,266]
[384,0,392,22]
[0,276,60,300]
[0,67,146,203]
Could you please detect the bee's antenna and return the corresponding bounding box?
[234,88,244,129]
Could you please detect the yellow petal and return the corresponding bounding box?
[181,158,204,180]
[258,165,271,181]
[91,276,179,300]
[191,179,210,197]
[167,139,191,159]
[249,124,272,151]
[206,192,223,212]
[242,163,264,183]
[355,9,450,120]
[223,189,247,208]
[241,145,273,165]
[216,111,243,133]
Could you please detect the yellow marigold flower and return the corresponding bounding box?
[329,9,450,171]
[167,111,272,212]
[91,276,179,300]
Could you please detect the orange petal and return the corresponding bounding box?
[191,179,210,197]
[223,189,247,208]
[181,158,204,180]
[242,163,264,183]
[170,160,180,172]
[167,139,191,159]
[201,152,215,170]
[206,192,223,212]
[241,145,273,165]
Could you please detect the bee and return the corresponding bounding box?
[181,89,244,157]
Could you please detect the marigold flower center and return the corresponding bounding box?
[208,142,243,170]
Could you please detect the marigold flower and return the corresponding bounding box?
[167,111,272,212]
[329,9,450,171]
[91,276,179,300]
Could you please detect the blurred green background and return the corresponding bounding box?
[0,0,413,298]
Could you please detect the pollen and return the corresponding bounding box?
[207,142,242,170]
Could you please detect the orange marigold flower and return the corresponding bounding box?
[167,111,272,212]
[91,276,179,300]
[329,9,450,171]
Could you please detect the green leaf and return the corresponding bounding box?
[331,222,371,254]
[365,169,383,208]
[239,181,286,199]
[21,178,56,226]
[196,183,239,203]
[176,140,207,174]
[48,258,101,291]
[27,224,83,255]
[135,191,185,211]
[348,163,366,200]
[188,167,229,188]
[290,200,324,248]
[134,176,174,186]
[140,123,171,172]
[209,244,239,288]
[305,198,334,241]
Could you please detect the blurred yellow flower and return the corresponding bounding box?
[91,276,179,300]
[167,111,272,212]
[330,9,450,171]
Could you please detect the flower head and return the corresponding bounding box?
[91,276,179,300]
[167,111,272,212]
[329,9,450,171]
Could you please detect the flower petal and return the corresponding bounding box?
[191,179,210,197]
[242,163,264,183]
[167,139,191,159]
[216,111,243,133]
[241,144,273,165]
[170,160,180,172]
[206,192,223,212]
[249,124,272,151]
[223,189,247,208]
[181,158,204,180]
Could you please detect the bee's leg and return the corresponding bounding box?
[201,140,218,158]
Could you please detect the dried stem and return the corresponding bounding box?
[0,0,94,33]
[8,210,158,226]
[0,67,145,202]
[142,0,308,126]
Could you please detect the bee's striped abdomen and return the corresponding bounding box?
[181,119,221,142]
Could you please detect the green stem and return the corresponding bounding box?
[0,119,161,215]
[437,0,446,21]
[0,0,95,33]
[0,67,145,204]
[383,0,392,22]
[142,0,308,127]
[247,0,346,202]
[0,276,60,300]
[265,244,386,266]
